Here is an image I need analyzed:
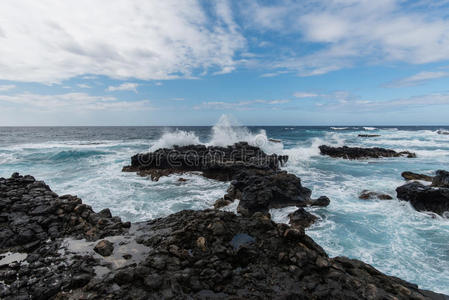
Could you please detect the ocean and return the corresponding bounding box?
[1,118,449,294]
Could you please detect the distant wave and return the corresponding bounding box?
[330,127,348,130]
[363,127,377,131]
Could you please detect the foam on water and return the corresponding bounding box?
[147,115,284,154]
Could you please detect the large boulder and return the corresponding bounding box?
[396,181,449,215]
[432,170,449,188]
[220,170,329,216]
[319,145,416,159]
[402,171,434,182]
[123,142,288,181]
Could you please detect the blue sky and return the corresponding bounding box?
[1,0,449,125]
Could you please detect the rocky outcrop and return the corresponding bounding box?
[359,190,393,200]
[432,170,449,188]
[402,171,434,182]
[123,142,288,182]
[319,145,416,159]
[0,173,129,253]
[396,181,449,215]
[219,169,329,216]
[126,142,328,216]
[437,130,449,135]
[358,134,381,137]
[1,175,446,299]
[288,208,318,228]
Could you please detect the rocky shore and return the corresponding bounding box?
[1,173,448,299]
[319,145,416,159]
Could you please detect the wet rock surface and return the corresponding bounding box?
[396,181,449,216]
[359,190,393,200]
[288,208,318,228]
[319,145,416,159]
[123,142,288,182]
[358,134,381,137]
[402,171,434,182]
[432,170,449,188]
[0,173,448,299]
[220,169,329,216]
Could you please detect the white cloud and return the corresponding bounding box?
[242,0,449,76]
[307,90,449,112]
[0,92,152,111]
[384,71,449,87]
[195,99,289,110]
[77,83,91,89]
[0,84,16,91]
[293,92,320,98]
[0,0,245,83]
[106,83,139,93]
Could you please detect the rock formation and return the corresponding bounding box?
[401,171,434,182]
[359,190,393,200]
[396,181,449,216]
[123,142,288,181]
[319,145,416,159]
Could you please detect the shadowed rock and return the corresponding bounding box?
[221,170,329,216]
[288,208,318,228]
[402,171,434,182]
[358,134,381,137]
[359,190,393,200]
[432,170,449,188]
[123,142,288,181]
[319,145,416,159]
[396,181,449,215]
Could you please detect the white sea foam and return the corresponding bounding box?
[363,127,377,131]
[149,130,201,151]
[148,114,284,154]
[330,127,348,130]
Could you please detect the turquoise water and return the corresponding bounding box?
[1,123,449,293]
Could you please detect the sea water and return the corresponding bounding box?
[1,116,449,293]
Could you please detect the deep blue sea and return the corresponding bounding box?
[1,119,449,293]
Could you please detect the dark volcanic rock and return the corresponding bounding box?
[432,170,449,188]
[319,145,416,159]
[123,142,288,182]
[0,174,447,299]
[358,134,381,137]
[402,171,434,182]
[359,190,393,200]
[94,240,114,257]
[437,130,449,135]
[288,208,318,228]
[222,169,329,216]
[396,181,449,215]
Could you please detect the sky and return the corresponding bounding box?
[1,0,449,126]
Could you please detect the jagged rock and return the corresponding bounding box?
[0,175,447,299]
[402,171,434,182]
[220,170,328,216]
[432,170,449,188]
[288,208,317,228]
[122,142,288,181]
[319,145,416,159]
[359,190,393,200]
[358,134,381,137]
[396,181,449,215]
[94,240,114,257]
[437,130,449,135]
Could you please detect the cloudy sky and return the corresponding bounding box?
[1,0,449,125]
